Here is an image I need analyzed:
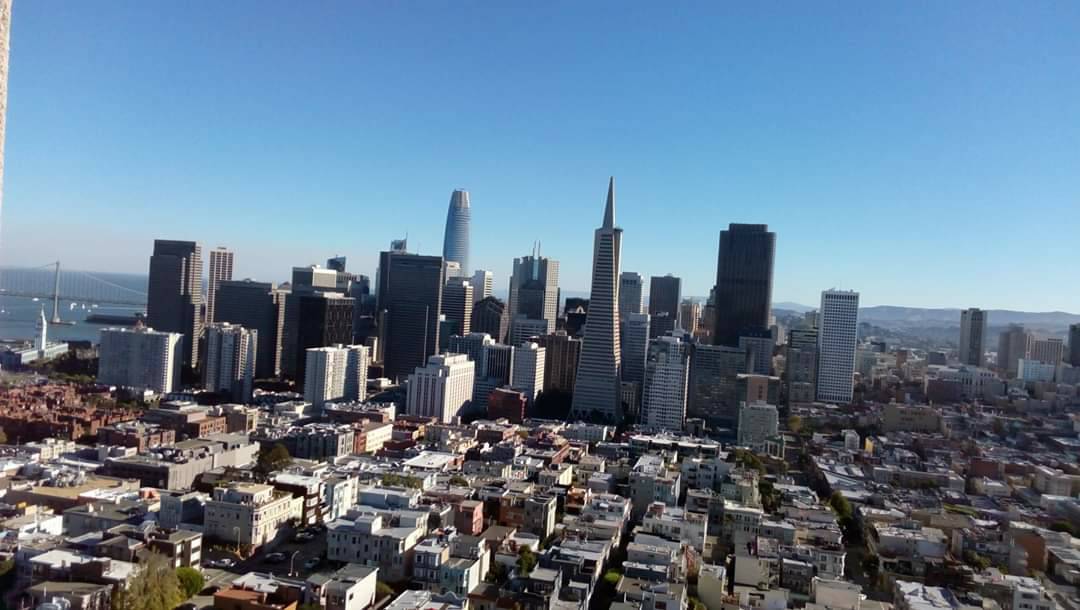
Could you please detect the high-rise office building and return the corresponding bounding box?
[206,247,234,326]
[738,331,774,376]
[293,293,355,386]
[816,290,860,404]
[533,331,581,394]
[471,270,494,304]
[959,308,987,367]
[448,332,494,365]
[281,265,340,378]
[442,190,471,277]
[648,275,682,338]
[997,325,1032,378]
[712,224,775,348]
[679,300,701,337]
[440,278,473,346]
[1031,337,1064,365]
[326,256,347,273]
[619,272,644,321]
[511,342,545,407]
[303,344,368,407]
[620,312,651,388]
[471,297,508,344]
[1070,324,1080,367]
[378,252,445,381]
[98,326,183,394]
[203,323,256,403]
[508,253,560,344]
[641,336,690,431]
[570,178,624,423]
[687,344,747,425]
[215,279,280,379]
[147,240,203,369]
[407,353,475,423]
[471,341,515,413]
[737,402,779,452]
[785,328,818,405]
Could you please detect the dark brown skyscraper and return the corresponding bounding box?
[648,274,681,338]
[378,252,444,381]
[712,224,775,348]
[215,279,280,379]
[293,293,354,385]
[147,240,203,369]
[471,296,508,343]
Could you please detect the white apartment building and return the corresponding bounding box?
[407,353,475,423]
[327,508,427,582]
[203,483,302,547]
[816,290,860,403]
[97,326,183,394]
[737,402,779,451]
[511,342,545,406]
[642,502,709,554]
[304,344,369,406]
[203,322,257,403]
[641,335,690,431]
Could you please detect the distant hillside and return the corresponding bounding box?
[859,306,1080,330]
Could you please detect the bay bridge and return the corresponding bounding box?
[0,262,148,322]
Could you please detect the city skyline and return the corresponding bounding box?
[1,3,1078,310]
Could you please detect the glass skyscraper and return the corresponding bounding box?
[442,189,471,277]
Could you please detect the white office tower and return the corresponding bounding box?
[204,322,257,403]
[304,344,369,407]
[958,308,987,367]
[641,335,690,431]
[737,402,779,451]
[511,342,546,407]
[571,178,624,423]
[407,353,475,423]
[508,251,560,344]
[206,247,235,325]
[620,312,651,386]
[619,272,644,320]
[97,326,183,394]
[471,269,494,304]
[816,290,860,403]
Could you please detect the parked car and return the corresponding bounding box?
[207,558,235,569]
[265,552,287,563]
[303,557,320,571]
[294,532,315,543]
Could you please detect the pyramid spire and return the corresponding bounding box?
[603,176,615,229]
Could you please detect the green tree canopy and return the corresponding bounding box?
[175,566,204,599]
[257,443,293,474]
[786,416,803,434]
[112,553,183,610]
[829,491,853,521]
[517,546,537,574]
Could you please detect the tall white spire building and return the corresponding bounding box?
[816,289,860,403]
[570,178,624,423]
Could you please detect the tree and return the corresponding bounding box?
[603,569,622,585]
[516,546,537,574]
[448,475,469,487]
[829,491,852,520]
[113,553,183,610]
[0,427,7,445]
[175,567,205,599]
[786,416,803,434]
[257,443,292,474]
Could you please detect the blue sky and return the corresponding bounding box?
[3,2,1078,310]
